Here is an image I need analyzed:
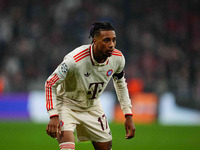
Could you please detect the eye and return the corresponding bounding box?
[103,38,110,42]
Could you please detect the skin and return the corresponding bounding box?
[93,30,116,63]
[46,30,136,150]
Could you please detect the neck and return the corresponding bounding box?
[93,45,107,63]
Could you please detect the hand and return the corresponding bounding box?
[46,116,61,138]
[125,116,135,139]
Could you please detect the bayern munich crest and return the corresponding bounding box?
[106,69,113,76]
[60,121,64,126]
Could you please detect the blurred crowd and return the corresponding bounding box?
[0,0,200,109]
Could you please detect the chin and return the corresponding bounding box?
[105,52,113,57]
[106,54,112,57]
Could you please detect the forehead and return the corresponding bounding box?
[99,30,116,38]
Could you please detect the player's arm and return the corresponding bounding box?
[113,70,136,139]
[112,54,132,117]
[45,61,69,138]
[113,70,132,116]
[112,54,135,139]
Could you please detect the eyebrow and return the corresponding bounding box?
[103,36,116,39]
[103,37,116,41]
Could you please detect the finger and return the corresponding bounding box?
[125,126,129,134]
[55,125,59,138]
[53,131,57,138]
[125,131,130,139]
[126,133,133,139]
[49,127,57,138]
[125,127,130,138]
[58,124,61,134]
[52,125,58,138]
[125,127,131,139]
[46,125,51,135]
[126,128,135,139]
[50,132,56,138]
[132,128,136,137]
[126,135,133,139]
[46,125,49,134]
[48,124,56,138]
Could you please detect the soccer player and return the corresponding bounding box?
[45,22,135,150]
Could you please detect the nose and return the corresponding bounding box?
[109,41,115,49]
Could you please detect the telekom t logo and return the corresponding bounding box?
[87,82,104,99]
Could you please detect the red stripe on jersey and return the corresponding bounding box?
[74,51,89,60]
[60,143,75,150]
[46,74,58,110]
[106,59,109,65]
[89,45,95,65]
[50,114,59,118]
[45,74,59,111]
[75,53,90,62]
[60,146,75,150]
[49,76,59,110]
[125,114,133,117]
[73,48,90,62]
[45,75,54,110]
[73,48,89,59]
[113,49,122,54]
[112,49,122,56]
[74,51,89,59]
[45,74,57,110]
[112,53,122,56]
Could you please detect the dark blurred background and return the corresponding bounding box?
[0,0,200,110]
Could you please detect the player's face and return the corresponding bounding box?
[94,30,116,58]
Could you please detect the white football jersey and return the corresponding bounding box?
[45,44,132,117]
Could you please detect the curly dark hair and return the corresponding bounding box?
[89,22,115,39]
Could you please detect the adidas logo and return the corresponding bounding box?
[84,72,90,77]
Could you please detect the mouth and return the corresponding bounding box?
[107,50,113,54]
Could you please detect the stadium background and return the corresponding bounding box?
[0,0,200,149]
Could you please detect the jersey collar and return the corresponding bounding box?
[89,44,109,66]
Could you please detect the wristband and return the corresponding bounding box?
[50,114,59,119]
[125,114,133,118]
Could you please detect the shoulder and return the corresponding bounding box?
[63,44,91,62]
[72,45,90,62]
[111,49,125,62]
[111,49,125,73]
[112,49,123,57]
[59,45,89,75]
[64,44,90,63]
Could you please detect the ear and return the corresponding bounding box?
[93,38,97,44]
